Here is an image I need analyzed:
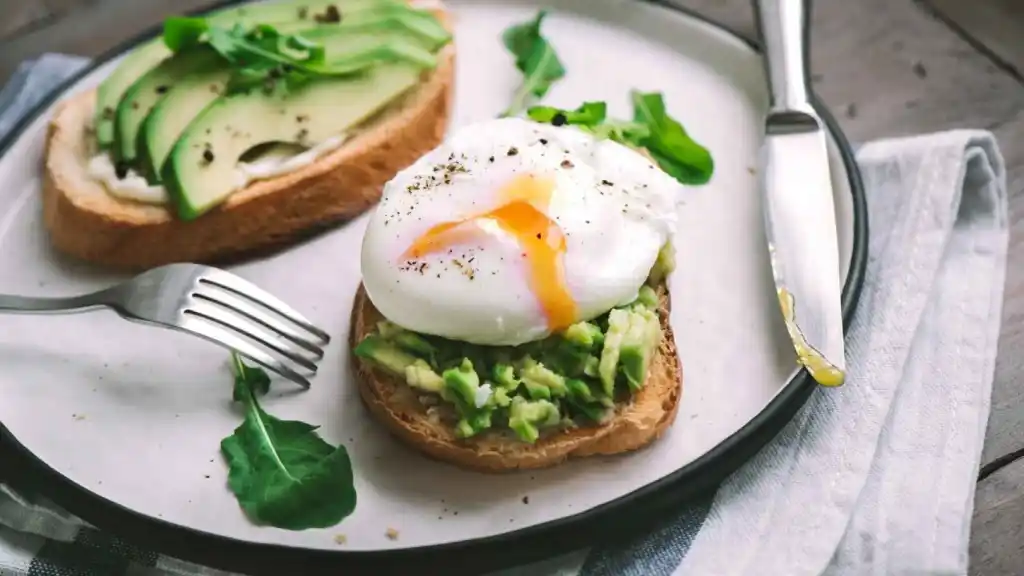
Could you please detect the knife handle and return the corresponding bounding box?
[754,0,814,117]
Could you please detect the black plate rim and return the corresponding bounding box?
[0,1,868,574]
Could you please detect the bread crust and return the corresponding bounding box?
[41,41,454,270]
[349,283,683,473]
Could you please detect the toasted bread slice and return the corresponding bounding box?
[42,34,454,270]
[349,282,683,473]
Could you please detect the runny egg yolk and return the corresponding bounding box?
[402,174,577,331]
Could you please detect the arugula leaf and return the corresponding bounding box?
[527,94,714,186]
[221,353,356,530]
[501,10,566,117]
[527,101,606,125]
[163,17,209,52]
[164,19,437,95]
[591,120,651,143]
[526,102,649,144]
[630,90,714,184]
[230,353,270,401]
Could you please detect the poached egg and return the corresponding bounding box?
[360,117,679,346]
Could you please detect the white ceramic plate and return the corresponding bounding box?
[0,0,867,573]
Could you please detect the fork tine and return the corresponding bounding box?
[178,316,312,389]
[193,290,324,358]
[198,269,331,345]
[185,304,320,374]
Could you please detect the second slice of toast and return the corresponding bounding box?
[42,41,455,270]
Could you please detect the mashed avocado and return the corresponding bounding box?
[354,243,673,443]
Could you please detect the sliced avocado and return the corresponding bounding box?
[634,285,659,310]
[455,419,475,438]
[599,308,631,396]
[94,0,365,148]
[137,64,231,182]
[141,25,441,182]
[353,335,417,375]
[96,42,171,149]
[376,320,404,338]
[510,420,537,443]
[443,360,497,437]
[454,409,494,438]
[404,359,444,393]
[523,379,552,401]
[521,358,569,398]
[393,331,437,362]
[565,378,596,403]
[490,387,512,408]
[563,321,603,350]
[508,397,560,443]
[471,410,493,430]
[647,242,676,285]
[492,364,520,390]
[566,373,611,423]
[114,47,223,165]
[442,359,482,412]
[566,396,609,423]
[543,341,591,378]
[163,58,427,219]
[619,309,662,390]
[470,410,494,436]
[303,4,452,50]
[137,2,425,179]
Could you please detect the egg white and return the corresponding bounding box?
[360,117,680,346]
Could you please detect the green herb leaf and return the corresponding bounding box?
[501,10,566,117]
[229,352,271,401]
[527,95,712,186]
[630,90,714,184]
[163,17,209,52]
[527,101,606,125]
[526,102,649,143]
[591,120,651,143]
[221,353,356,530]
[167,19,436,95]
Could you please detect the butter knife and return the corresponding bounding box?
[754,0,846,386]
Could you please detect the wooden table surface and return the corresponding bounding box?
[1,0,1023,573]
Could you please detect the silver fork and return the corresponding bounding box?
[0,263,330,389]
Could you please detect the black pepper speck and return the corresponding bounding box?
[314,4,341,23]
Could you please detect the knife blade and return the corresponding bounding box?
[754,0,846,386]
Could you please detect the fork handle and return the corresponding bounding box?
[0,294,107,314]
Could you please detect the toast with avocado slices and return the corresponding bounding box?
[43,0,455,270]
[349,277,682,473]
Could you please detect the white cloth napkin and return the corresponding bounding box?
[671,131,1008,576]
[0,54,1010,576]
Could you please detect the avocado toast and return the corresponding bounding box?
[43,0,455,269]
[348,114,685,473]
[350,279,682,472]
